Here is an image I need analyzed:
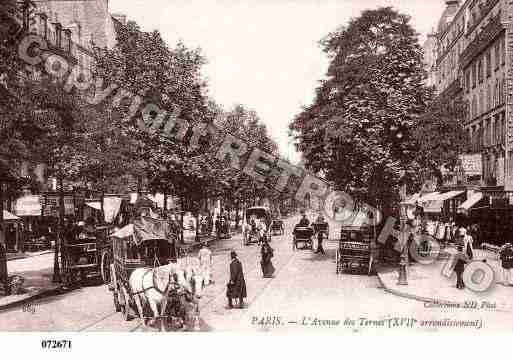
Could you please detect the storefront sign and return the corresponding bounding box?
[42,195,75,217]
[460,154,482,176]
[14,195,42,217]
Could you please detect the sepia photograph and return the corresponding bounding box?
[1,0,512,351]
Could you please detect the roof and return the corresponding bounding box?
[36,0,117,49]
[437,1,460,35]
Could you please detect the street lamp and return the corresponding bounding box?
[397,183,408,286]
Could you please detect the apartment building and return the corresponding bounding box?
[432,0,512,203]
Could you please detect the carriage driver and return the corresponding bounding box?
[298,212,310,227]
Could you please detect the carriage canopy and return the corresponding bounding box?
[111,217,174,246]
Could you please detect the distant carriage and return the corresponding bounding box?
[243,206,272,245]
[292,226,314,250]
[270,219,285,236]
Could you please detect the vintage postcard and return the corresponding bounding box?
[1,0,512,351]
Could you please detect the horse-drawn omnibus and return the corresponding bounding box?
[108,216,200,331]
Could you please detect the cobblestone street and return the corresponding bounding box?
[2,216,513,332]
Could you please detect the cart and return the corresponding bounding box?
[292,226,314,250]
[336,226,375,275]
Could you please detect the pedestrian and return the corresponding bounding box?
[314,213,327,254]
[454,227,474,290]
[198,242,214,284]
[226,250,247,309]
[498,243,513,286]
[260,241,275,278]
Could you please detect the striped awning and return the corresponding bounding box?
[458,192,483,212]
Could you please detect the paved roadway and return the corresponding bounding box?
[2,216,513,332]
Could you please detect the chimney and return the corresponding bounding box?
[446,1,459,11]
[111,13,126,25]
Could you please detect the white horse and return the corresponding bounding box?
[128,263,191,330]
[178,257,209,300]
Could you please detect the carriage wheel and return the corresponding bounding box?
[100,251,111,284]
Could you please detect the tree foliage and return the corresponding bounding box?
[290,7,430,207]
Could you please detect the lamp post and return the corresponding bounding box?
[397,184,408,285]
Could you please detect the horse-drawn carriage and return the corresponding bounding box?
[270,219,285,236]
[292,226,314,250]
[243,206,272,245]
[108,217,203,331]
[61,225,114,286]
[336,225,376,275]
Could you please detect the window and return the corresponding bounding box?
[494,80,499,107]
[39,14,48,39]
[495,41,500,70]
[465,69,471,93]
[502,36,506,66]
[501,78,505,105]
[472,95,477,119]
[478,58,483,83]
[472,62,477,88]
[486,50,492,77]
[487,83,492,111]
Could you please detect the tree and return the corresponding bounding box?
[413,95,470,185]
[290,7,430,208]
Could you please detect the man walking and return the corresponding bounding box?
[226,251,247,309]
[313,213,327,254]
[499,243,513,286]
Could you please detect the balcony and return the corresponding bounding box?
[466,0,501,36]
[460,12,503,70]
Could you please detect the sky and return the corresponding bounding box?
[109,0,446,164]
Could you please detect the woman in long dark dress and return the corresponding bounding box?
[261,241,275,278]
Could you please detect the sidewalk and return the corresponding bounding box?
[6,249,54,262]
[377,246,513,312]
[1,252,61,310]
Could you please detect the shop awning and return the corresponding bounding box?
[438,190,465,201]
[2,210,20,221]
[458,192,483,212]
[401,193,421,205]
[417,192,442,202]
[418,191,465,213]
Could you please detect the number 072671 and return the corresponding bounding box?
[41,340,72,349]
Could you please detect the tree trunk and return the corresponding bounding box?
[53,177,64,283]
[0,181,9,295]
[195,211,200,242]
[163,192,168,217]
[179,196,184,245]
[100,190,105,225]
[235,201,240,229]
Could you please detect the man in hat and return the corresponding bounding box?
[313,213,327,254]
[454,227,473,289]
[198,242,214,284]
[499,243,513,286]
[226,251,247,309]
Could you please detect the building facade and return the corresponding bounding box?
[431,0,513,204]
